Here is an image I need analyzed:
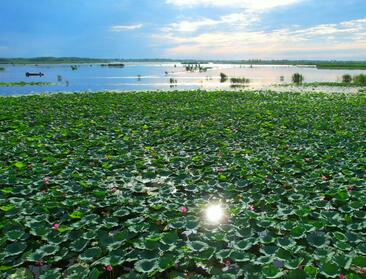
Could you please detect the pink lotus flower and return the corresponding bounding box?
[247,204,255,211]
[36,260,44,266]
[224,259,232,266]
[155,220,161,225]
[217,167,225,173]
[104,265,113,272]
[111,187,117,193]
[339,274,345,279]
[52,224,60,231]
[322,175,329,181]
[348,186,353,194]
[304,157,311,162]
[43,177,50,185]
[181,206,187,215]
[40,189,47,193]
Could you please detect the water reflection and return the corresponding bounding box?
[0,62,365,96]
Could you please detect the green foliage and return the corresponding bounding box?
[0,90,365,278]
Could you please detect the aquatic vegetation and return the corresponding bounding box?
[292,73,304,84]
[0,81,51,87]
[230,77,250,84]
[100,63,125,67]
[185,64,210,73]
[316,63,366,70]
[353,74,366,85]
[0,67,4,71]
[220,73,228,83]
[0,90,365,278]
[282,82,365,88]
[342,74,352,83]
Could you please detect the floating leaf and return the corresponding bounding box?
[135,259,158,273]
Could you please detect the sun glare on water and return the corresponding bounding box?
[205,204,225,224]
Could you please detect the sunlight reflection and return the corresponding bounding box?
[205,203,225,224]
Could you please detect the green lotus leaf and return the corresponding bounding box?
[353,256,366,268]
[188,241,209,252]
[260,245,278,256]
[70,238,90,252]
[113,208,130,217]
[319,262,340,278]
[14,162,26,169]
[161,231,178,245]
[284,258,304,269]
[285,269,308,279]
[5,242,27,257]
[69,211,83,219]
[216,249,232,261]
[304,265,318,278]
[230,251,251,262]
[357,243,366,255]
[333,254,352,269]
[290,226,305,239]
[307,231,327,248]
[5,230,25,241]
[334,241,352,251]
[64,263,89,279]
[262,265,284,278]
[135,258,158,273]
[40,268,62,279]
[277,237,296,249]
[7,267,33,279]
[234,239,254,251]
[158,254,176,272]
[80,247,102,262]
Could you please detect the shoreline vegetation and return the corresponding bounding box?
[0,81,51,87]
[280,82,366,87]
[0,90,365,278]
[1,57,366,69]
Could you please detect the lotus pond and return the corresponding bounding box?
[0,90,365,279]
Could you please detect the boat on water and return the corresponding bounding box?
[26,72,44,77]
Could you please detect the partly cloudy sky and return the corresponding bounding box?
[0,0,365,59]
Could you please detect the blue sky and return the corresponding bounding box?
[0,0,365,59]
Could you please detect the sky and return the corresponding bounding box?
[0,0,366,60]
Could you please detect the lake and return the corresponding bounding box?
[1,62,366,96]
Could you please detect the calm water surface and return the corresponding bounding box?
[1,62,365,96]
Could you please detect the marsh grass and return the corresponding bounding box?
[292,73,304,84]
[230,77,250,84]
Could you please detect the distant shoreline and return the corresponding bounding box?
[1,57,366,69]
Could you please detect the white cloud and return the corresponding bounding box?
[152,18,366,59]
[110,24,143,32]
[162,12,259,33]
[166,0,302,10]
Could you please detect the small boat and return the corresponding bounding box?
[26,72,44,77]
